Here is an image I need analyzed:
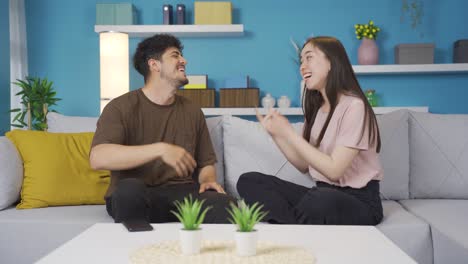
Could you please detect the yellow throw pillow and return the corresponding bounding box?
[6,130,110,209]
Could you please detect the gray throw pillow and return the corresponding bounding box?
[223,116,315,198]
[0,137,23,210]
[376,110,410,200]
[205,116,225,187]
[409,111,468,198]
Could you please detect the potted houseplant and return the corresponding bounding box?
[354,20,381,65]
[171,194,211,255]
[401,0,425,38]
[226,200,268,257]
[401,0,424,29]
[290,37,306,104]
[9,77,61,131]
[365,89,378,107]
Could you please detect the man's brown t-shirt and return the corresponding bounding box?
[91,89,217,198]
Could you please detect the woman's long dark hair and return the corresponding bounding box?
[301,36,381,153]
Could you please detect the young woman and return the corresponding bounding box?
[237,36,383,225]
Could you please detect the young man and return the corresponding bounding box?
[90,34,234,223]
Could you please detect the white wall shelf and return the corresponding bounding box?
[202,107,429,116]
[95,24,244,37]
[353,63,468,75]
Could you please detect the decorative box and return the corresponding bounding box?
[220,88,259,108]
[184,75,208,89]
[395,43,435,64]
[177,89,215,108]
[223,75,250,88]
[454,39,468,63]
[96,3,137,25]
[194,2,232,25]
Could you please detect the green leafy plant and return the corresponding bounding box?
[354,20,381,40]
[171,194,212,230]
[290,37,302,66]
[9,77,61,131]
[401,0,424,29]
[365,89,378,107]
[226,200,268,232]
[401,0,425,38]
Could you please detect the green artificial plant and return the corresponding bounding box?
[226,200,268,232]
[354,20,381,40]
[401,0,424,30]
[10,77,61,131]
[171,194,212,230]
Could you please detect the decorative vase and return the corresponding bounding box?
[179,229,202,255]
[365,89,378,107]
[261,93,276,109]
[235,230,258,257]
[358,38,379,65]
[278,96,291,108]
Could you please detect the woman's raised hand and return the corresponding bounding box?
[256,108,294,138]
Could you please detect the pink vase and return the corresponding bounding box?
[358,38,379,65]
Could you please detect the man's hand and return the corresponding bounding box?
[160,143,197,177]
[199,181,226,194]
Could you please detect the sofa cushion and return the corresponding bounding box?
[0,204,111,224]
[223,116,315,198]
[47,112,98,132]
[408,112,468,199]
[377,200,432,264]
[376,110,410,200]
[47,112,226,187]
[0,137,23,210]
[6,131,110,209]
[0,205,112,264]
[400,199,468,264]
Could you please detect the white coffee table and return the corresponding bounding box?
[37,223,415,264]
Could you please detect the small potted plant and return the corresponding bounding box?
[365,89,378,107]
[10,76,61,131]
[401,0,424,31]
[354,20,381,65]
[226,200,268,257]
[171,194,211,255]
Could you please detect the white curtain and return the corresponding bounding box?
[9,0,28,129]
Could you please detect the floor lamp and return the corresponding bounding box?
[99,32,129,113]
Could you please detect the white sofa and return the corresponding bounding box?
[1,110,467,264]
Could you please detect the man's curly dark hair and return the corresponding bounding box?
[133,34,184,83]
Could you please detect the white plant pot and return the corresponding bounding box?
[235,230,258,257]
[179,229,202,255]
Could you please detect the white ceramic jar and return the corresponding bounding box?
[261,93,276,108]
[278,95,291,108]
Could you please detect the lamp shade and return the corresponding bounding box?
[99,32,129,113]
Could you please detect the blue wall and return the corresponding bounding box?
[25,0,468,117]
[1,0,10,135]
